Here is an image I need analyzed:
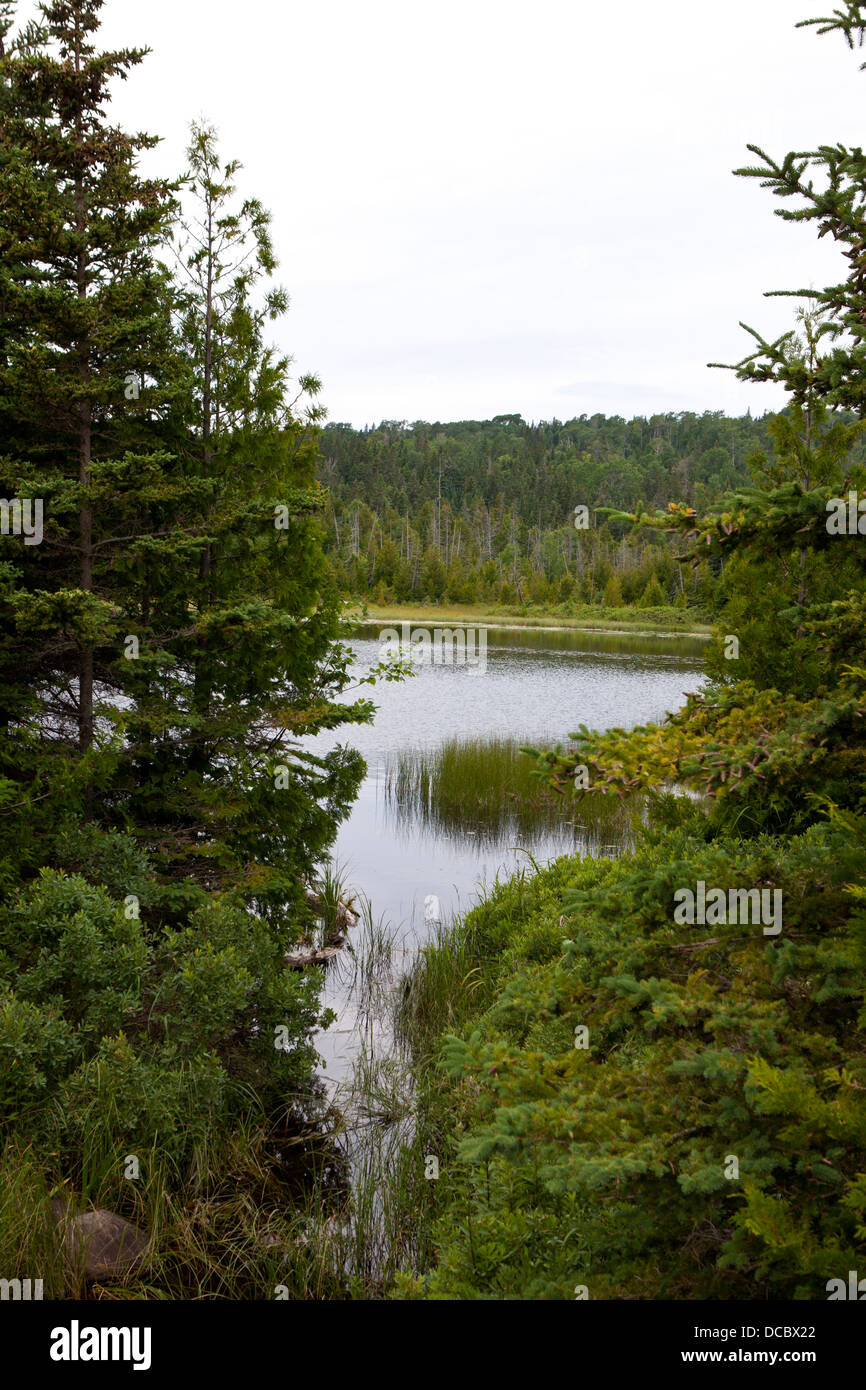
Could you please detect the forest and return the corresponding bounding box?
[0,0,864,1334]
[321,409,866,611]
[320,411,768,608]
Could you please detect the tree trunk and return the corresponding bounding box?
[74,28,94,755]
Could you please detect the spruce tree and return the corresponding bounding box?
[712,2,866,414]
[0,0,184,878]
[487,4,866,1298]
[119,119,369,921]
[0,4,368,923]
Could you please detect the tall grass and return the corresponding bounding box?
[317,860,356,945]
[0,884,500,1301]
[326,1044,436,1291]
[394,873,516,1067]
[274,879,437,1295]
[384,733,639,852]
[0,1091,437,1301]
[0,1111,354,1300]
[0,1145,67,1298]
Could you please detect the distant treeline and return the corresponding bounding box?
[317,410,855,607]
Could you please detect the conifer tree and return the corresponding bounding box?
[497,7,866,1295]
[0,0,184,877]
[120,119,369,920]
[538,6,866,828]
[713,2,866,414]
[0,3,368,920]
[0,0,363,1256]
[601,574,623,607]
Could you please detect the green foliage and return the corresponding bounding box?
[637,573,666,607]
[602,574,623,606]
[391,6,866,1303]
[0,7,369,920]
[403,817,866,1298]
[320,411,830,610]
[0,1,368,1264]
[0,864,323,1163]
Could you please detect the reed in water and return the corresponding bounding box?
[384,734,640,851]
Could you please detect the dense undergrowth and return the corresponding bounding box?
[394,801,866,1299]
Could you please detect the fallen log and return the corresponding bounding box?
[304,887,359,934]
[285,943,346,970]
[287,889,360,969]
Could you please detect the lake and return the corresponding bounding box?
[303,621,708,1090]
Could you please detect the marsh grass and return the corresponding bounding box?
[341,1108,435,1289]
[322,896,438,1289]
[0,865,515,1302]
[0,1048,432,1300]
[318,859,356,945]
[0,1144,67,1298]
[329,892,404,1035]
[0,1094,406,1300]
[1,828,643,1300]
[384,734,640,851]
[396,920,484,1057]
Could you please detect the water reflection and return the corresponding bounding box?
[382,735,640,855]
[352,618,708,662]
[305,625,705,929]
[306,625,707,1095]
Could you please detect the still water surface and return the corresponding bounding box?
[305,623,707,1087]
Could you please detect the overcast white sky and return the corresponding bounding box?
[17,0,866,426]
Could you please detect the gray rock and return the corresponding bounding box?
[51,1199,150,1281]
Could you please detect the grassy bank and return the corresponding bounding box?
[345,600,713,638]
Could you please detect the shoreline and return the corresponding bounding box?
[344,603,712,641]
